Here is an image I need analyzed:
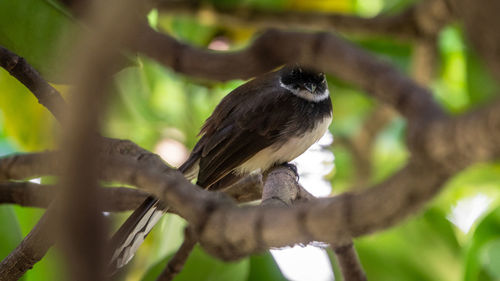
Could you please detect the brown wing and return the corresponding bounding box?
[180,72,291,188]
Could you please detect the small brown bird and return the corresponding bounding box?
[109,65,332,270]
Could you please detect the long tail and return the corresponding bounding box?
[108,156,200,273]
[108,196,163,271]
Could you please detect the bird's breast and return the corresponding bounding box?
[235,115,332,174]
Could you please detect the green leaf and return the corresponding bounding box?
[0,69,55,150]
[141,245,249,281]
[247,253,287,281]
[372,117,408,183]
[356,207,461,281]
[434,25,469,113]
[480,239,500,279]
[466,50,500,107]
[0,206,23,261]
[158,15,218,47]
[0,0,76,82]
[464,206,500,281]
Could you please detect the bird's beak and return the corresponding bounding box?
[304,83,316,93]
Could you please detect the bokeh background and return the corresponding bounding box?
[1,0,500,280]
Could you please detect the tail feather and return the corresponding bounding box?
[108,156,200,273]
[108,196,164,272]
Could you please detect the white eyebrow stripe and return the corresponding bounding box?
[279,79,330,102]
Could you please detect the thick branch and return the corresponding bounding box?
[411,37,438,85]
[197,161,449,260]
[221,173,263,203]
[421,100,500,172]
[131,27,445,126]
[0,93,499,260]
[56,0,147,280]
[261,165,366,281]
[261,165,314,206]
[0,182,148,212]
[0,90,498,260]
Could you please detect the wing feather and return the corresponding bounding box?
[193,75,291,188]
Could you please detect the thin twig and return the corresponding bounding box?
[411,37,438,85]
[336,105,395,189]
[0,204,57,281]
[0,45,66,122]
[333,243,367,281]
[156,227,197,281]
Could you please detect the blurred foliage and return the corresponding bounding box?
[0,0,500,281]
[0,0,76,82]
[141,245,249,281]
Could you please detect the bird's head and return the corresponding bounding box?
[279,65,329,102]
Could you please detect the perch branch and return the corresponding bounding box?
[221,173,263,203]
[0,92,499,261]
[261,165,314,206]
[260,165,366,281]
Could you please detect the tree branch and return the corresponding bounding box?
[130,26,445,127]
[55,0,147,280]
[0,204,56,281]
[421,100,500,172]
[221,173,263,203]
[0,182,149,212]
[156,227,197,281]
[156,0,451,40]
[1,2,498,280]
[333,243,367,281]
[1,91,499,262]
[261,165,314,206]
[259,165,366,280]
[0,46,66,122]
[337,105,395,189]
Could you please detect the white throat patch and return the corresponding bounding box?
[280,79,330,102]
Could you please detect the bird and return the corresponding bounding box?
[108,65,333,271]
